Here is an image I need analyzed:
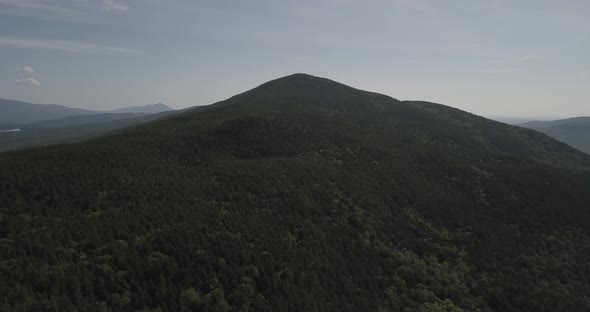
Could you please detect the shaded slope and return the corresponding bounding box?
[27,113,147,129]
[201,74,589,170]
[1,74,590,312]
[0,110,181,152]
[521,117,590,154]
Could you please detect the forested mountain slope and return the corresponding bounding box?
[1,74,590,312]
[521,117,590,154]
[0,110,182,152]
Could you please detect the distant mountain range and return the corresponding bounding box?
[521,117,590,154]
[0,98,174,127]
[0,98,96,126]
[491,117,537,125]
[110,103,172,114]
[0,98,177,151]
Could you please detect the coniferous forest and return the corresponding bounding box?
[1,74,590,311]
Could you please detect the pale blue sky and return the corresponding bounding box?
[0,0,588,118]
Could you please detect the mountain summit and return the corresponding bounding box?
[1,74,590,311]
[201,74,589,170]
[109,102,173,114]
[213,73,395,114]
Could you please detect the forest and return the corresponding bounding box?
[1,74,590,311]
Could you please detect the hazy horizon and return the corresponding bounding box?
[1,0,589,118]
[1,81,586,122]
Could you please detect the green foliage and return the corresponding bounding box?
[1,74,589,311]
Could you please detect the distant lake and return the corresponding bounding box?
[0,129,21,133]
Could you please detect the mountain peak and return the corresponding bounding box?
[212,73,395,115]
[110,103,173,114]
[259,73,354,91]
[151,102,170,108]
[274,73,328,82]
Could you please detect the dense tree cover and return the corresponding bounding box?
[1,74,590,311]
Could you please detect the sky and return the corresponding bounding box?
[0,0,589,118]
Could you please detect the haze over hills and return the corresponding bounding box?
[109,103,173,114]
[25,113,147,130]
[0,98,174,128]
[489,117,536,125]
[1,74,590,311]
[0,110,181,152]
[0,98,96,126]
[0,99,178,152]
[521,117,590,154]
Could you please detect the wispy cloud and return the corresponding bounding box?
[479,54,540,75]
[0,0,74,13]
[0,36,136,54]
[0,0,129,13]
[16,66,36,74]
[101,0,127,12]
[511,55,541,63]
[16,77,40,87]
[479,67,520,75]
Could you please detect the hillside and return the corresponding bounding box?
[0,98,97,125]
[521,117,590,154]
[26,113,147,129]
[0,99,173,130]
[0,99,179,152]
[0,110,181,152]
[1,74,590,312]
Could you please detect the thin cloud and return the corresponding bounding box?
[0,37,136,54]
[16,66,36,74]
[0,0,74,13]
[0,0,128,12]
[16,78,40,87]
[101,0,127,12]
[479,67,520,75]
[512,55,540,63]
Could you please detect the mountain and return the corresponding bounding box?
[0,98,97,126]
[26,112,147,129]
[489,117,535,125]
[1,74,590,311]
[521,117,590,154]
[109,102,173,114]
[0,110,181,152]
[0,99,178,152]
[0,99,173,129]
